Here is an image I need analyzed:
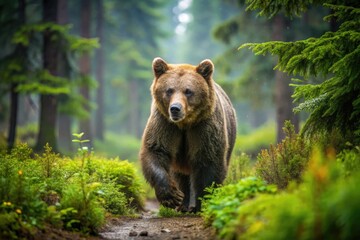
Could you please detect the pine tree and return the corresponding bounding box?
[240,1,360,143]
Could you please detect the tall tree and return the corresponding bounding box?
[95,0,104,140]
[241,0,360,143]
[36,0,59,151]
[7,0,26,150]
[57,0,72,152]
[106,0,168,138]
[272,15,299,142]
[79,0,93,142]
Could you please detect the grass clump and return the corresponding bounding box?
[157,206,192,217]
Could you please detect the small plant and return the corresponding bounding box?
[255,121,310,189]
[158,206,184,217]
[57,133,105,233]
[35,143,64,205]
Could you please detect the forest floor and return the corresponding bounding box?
[98,200,216,240]
[33,200,215,240]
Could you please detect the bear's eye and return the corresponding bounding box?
[166,88,174,97]
[184,88,193,97]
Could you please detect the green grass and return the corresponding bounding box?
[93,132,141,161]
[234,122,276,157]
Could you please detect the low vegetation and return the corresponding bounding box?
[0,134,144,239]
[201,124,360,239]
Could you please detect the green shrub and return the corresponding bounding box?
[0,144,48,238]
[92,156,145,210]
[225,152,252,184]
[60,181,105,234]
[337,146,360,177]
[255,121,310,189]
[100,180,128,215]
[0,140,144,237]
[201,177,276,238]
[214,148,360,240]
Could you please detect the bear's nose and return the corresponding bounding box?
[170,103,182,114]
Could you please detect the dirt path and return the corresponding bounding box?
[99,200,216,240]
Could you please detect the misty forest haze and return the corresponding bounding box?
[0,0,343,159]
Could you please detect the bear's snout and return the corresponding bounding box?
[169,103,184,122]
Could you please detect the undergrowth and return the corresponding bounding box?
[201,177,276,238]
[201,128,360,239]
[0,134,144,238]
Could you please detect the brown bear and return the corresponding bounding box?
[140,57,237,212]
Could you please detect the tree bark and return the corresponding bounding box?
[79,0,93,143]
[272,15,299,142]
[57,0,72,152]
[8,0,26,151]
[95,0,105,140]
[36,0,59,151]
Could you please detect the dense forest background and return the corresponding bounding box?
[1,0,360,238]
[0,0,330,158]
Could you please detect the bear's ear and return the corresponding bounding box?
[196,59,214,81]
[152,57,168,78]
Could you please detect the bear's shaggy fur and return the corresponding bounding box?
[140,58,237,212]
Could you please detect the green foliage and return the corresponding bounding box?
[337,145,360,177]
[214,148,360,240]
[0,141,144,236]
[93,133,141,161]
[90,156,145,210]
[158,205,196,218]
[60,181,105,234]
[225,153,253,184]
[234,122,276,156]
[240,3,360,143]
[245,0,324,18]
[0,144,48,239]
[255,121,310,189]
[201,177,276,238]
[99,181,128,215]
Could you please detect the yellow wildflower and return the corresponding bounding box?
[18,170,23,175]
[15,209,22,214]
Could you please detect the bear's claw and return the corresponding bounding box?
[156,184,184,209]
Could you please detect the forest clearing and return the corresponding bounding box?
[1,0,360,239]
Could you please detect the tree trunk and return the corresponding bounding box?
[79,0,93,143]
[57,0,72,152]
[36,0,59,151]
[95,0,105,140]
[272,15,299,142]
[7,0,26,151]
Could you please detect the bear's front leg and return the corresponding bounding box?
[173,172,191,212]
[141,149,184,209]
[191,161,226,213]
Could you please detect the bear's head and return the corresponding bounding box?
[151,57,216,127]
